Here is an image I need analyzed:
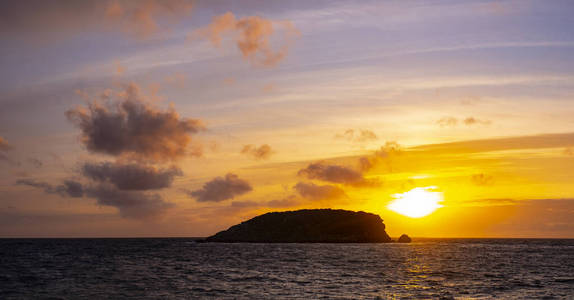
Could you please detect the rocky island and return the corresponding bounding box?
[206,209,393,243]
[397,234,412,243]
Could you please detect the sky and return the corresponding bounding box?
[1,0,574,238]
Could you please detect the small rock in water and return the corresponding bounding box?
[397,234,411,243]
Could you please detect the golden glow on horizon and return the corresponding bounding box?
[387,186,444,218]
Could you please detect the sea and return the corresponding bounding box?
[0,238,573,299]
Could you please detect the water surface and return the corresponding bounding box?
[1,238,573,299]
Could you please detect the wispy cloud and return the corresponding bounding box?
[16,179,84,198]
[411,132,574,154]
[335,129,377,142]
[436,116,491,127]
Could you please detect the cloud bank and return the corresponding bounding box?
[16,178,173,220]
[81,162,183,190]
[85,184,173,219]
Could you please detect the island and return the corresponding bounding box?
[205,209,393,243]
[397,234,412,243]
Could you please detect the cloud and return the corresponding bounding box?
[564,147,574,156]
[104,0,193,38]
[232,195,300,209]
[66,83,204,162]
[114,61,126,75]
[411,132,574,154]
[297,161,382,187]
[463,117,491,126]
[188,173,252,202]
[227,196,300,211]
[16,179,84,198]
[0,137,13,163]
[81,162,183,190]
[164,73,188,88]
[436,116,458,127]
[223,78,236,85]
[261,83,276,93]
[293,182,347,201]
[436,116,491,127]
[240,144,274,160]
[298,162,365,185]
[0,137,12,152]
[84,185,173,220]
[471,173,494,186]
[266,195,299,208]
[15,178,173,219]
[27,158,43,168]
[335,129,378,142]
[191,12,299,66]
[0,0,193,40]
[359,141,402,172]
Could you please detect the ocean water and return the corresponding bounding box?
[0,238,572,299]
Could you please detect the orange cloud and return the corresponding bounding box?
[191,12,299,67]
[114,61,126,75]
[0,136,13,163]
[359,141,402,172]
[0,137,12,152]
[105,0,193,38]
[240,144,274,160]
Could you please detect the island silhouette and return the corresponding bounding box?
[206,209,400,243]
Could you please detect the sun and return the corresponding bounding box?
[387,186,443,218]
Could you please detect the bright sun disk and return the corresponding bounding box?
[387,186,443,218]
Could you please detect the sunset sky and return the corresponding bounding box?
[1,0,574,238]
